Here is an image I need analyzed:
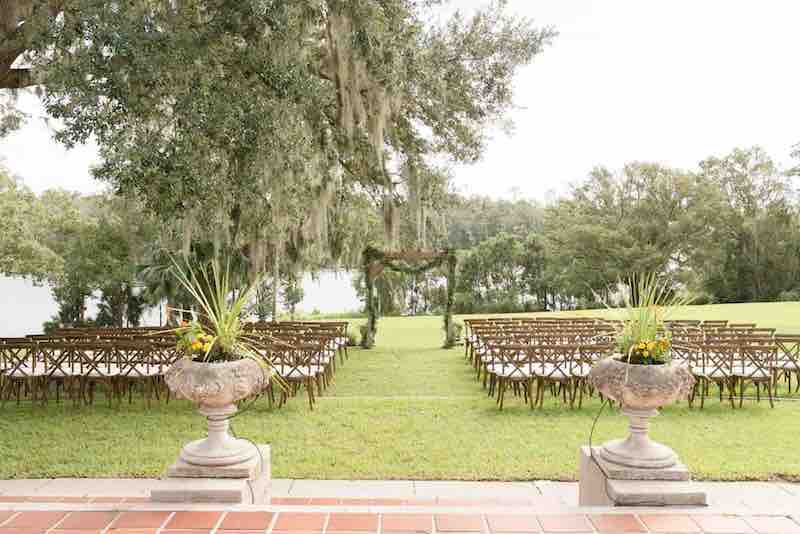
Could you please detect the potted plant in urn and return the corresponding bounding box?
[165,259,275,468]
[589,273,695,469]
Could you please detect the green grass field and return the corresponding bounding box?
[1,301,799,481]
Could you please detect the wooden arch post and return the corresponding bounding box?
[361,247,457,349]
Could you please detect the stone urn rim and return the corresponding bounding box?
[165,356,272,409]
[588,355,695,411]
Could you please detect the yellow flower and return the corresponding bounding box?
[643,350,650,357]
[191,341,202,350]
[637,342,646,350]
[203,342,212,352]
[647,341,656,350]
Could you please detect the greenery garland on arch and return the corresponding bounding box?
[361,246,457,349]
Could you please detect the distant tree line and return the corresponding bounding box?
[452,146,800,312]
[3,145,799,325]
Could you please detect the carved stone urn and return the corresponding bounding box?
[165,358,270,467]
[589,356,695,469]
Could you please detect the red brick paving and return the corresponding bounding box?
[381,513,433,532]
[219,512,274,531]
[434,515,484,532]
[589,513,647,533]
[326,514,379,532]
[273,513,327,531]
[58,512,119,530]
[486,515,539,532]
[308,499,340,506]
[3,511,67,529]
[536,514,592,533]
[0,508,796,533]
[164,512,223,530]
[638,514,701,533]
[111,511,172,529]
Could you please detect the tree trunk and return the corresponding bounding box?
[271,242,280,321]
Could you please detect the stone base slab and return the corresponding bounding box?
[150,445,270,504]
[579,446,706,507]
[590,447,690,481]
[167,444,269,479]
[606,478,707,506]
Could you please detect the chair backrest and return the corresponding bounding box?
[697,343,735,378]
[775,335,800,370]
[0,341,39,377]
[735,341,776,379]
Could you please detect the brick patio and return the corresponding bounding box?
[2,479,800,533]
[1,509,800,534]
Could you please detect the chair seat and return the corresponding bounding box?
[692,367,729,379]
[6,364,49,378]
[275,365,324,378]
[83,368,121,378]
[532,364,572,380]
[486,363,531,378]
[572,364,592,377]
[120,365,163,377]
[732,367,771,379]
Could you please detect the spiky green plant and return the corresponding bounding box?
[170,257,275,365]
[612,273,694,365]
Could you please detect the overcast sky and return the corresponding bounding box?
[1,0,798,200]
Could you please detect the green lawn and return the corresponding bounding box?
[1,301,800,481]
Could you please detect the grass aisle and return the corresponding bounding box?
[1,303,800,480]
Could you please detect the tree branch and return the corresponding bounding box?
[0,67,34,89]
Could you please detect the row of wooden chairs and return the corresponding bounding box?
[0,321,351,410]
[245,321,350,410]
[464,317,800,410]
[465,318,615,409]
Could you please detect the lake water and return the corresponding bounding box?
[0,272,360,337]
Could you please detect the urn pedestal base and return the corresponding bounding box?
[151,444,271,504]
[579,447,706,507]
[596,408,679,469]
[175,405,258,467]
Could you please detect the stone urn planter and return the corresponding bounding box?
[589,356,695,469]
[165,358,271,467]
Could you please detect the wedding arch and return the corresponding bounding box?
[361,246,457,349]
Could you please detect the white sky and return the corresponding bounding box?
[1,0,799,200]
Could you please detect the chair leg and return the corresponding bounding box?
[528,379,534,410]
[739,379,745,409]
[700,380,706,410]
[306,378,315,410]
[767,380,774,408]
